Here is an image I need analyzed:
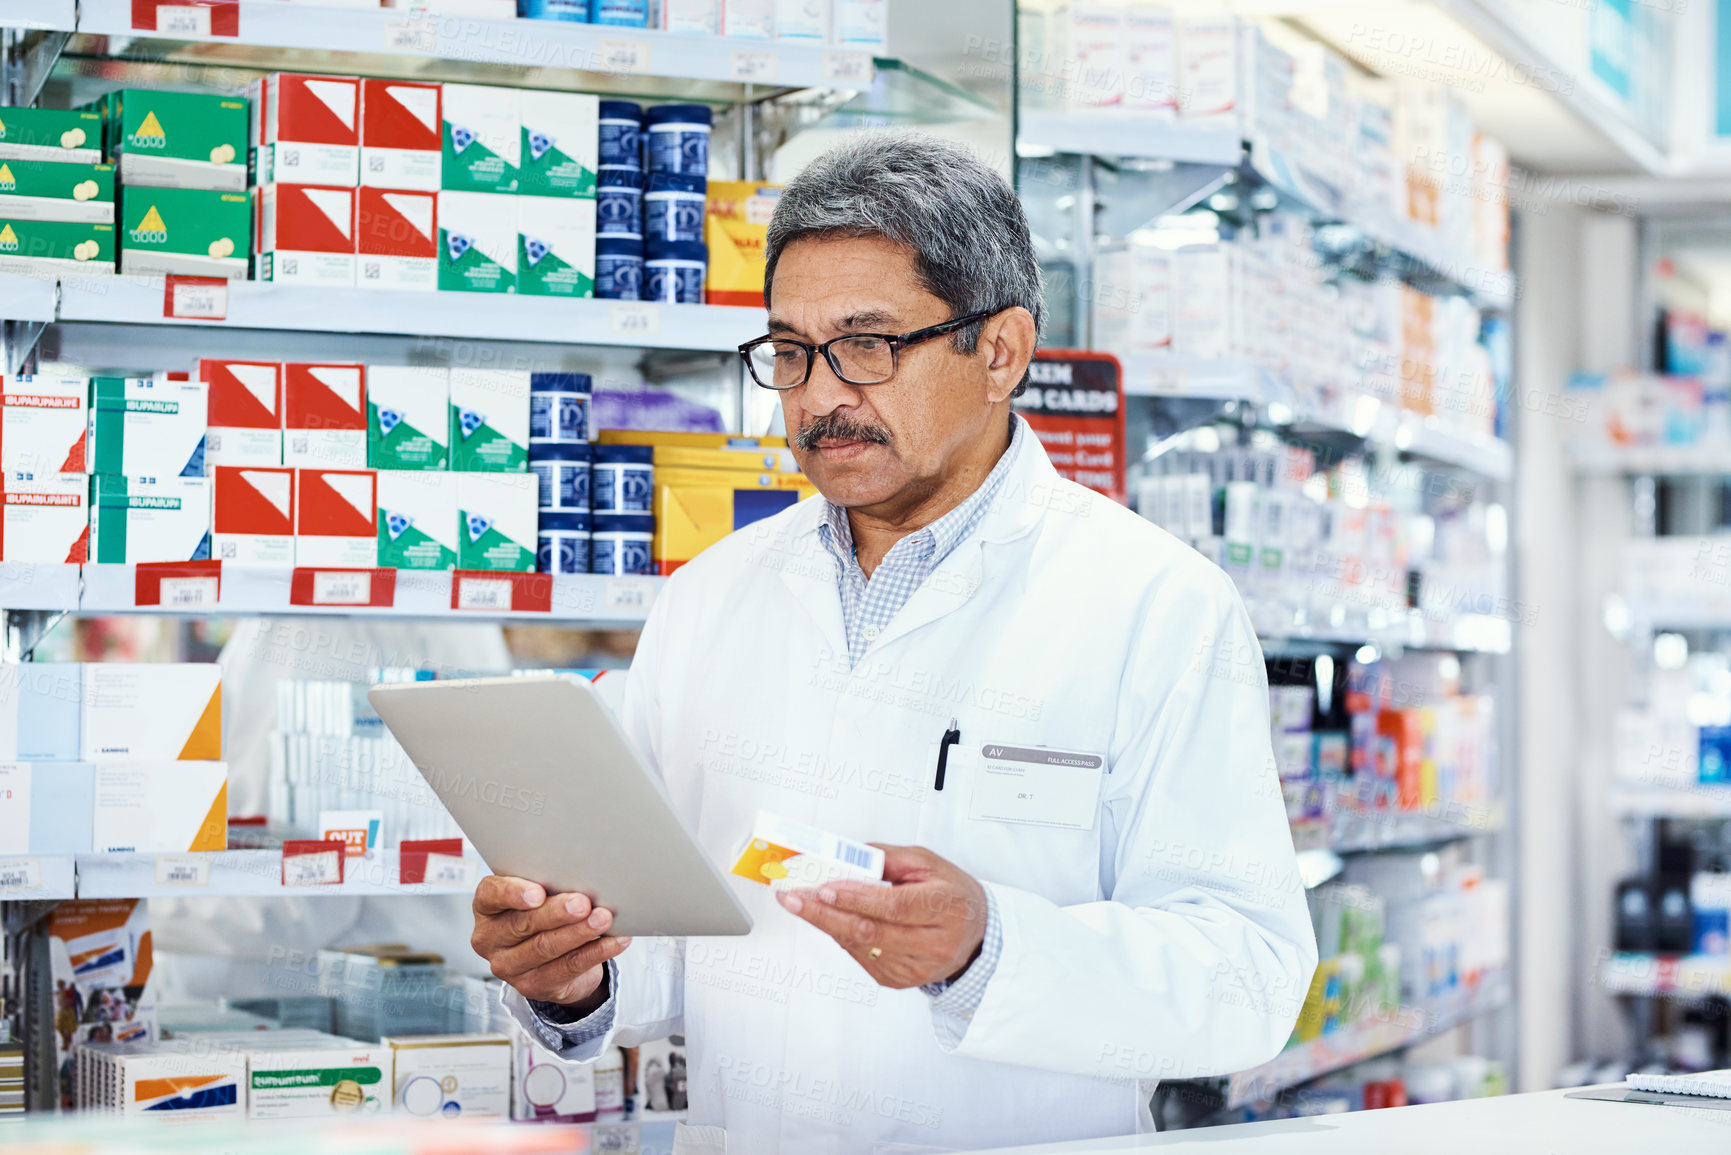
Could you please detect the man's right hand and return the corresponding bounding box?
[471,875,633,1011]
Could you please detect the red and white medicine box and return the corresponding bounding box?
[296,468,378,567]
[199,359,283,467]
[1,472,88,562]
[284,362,366,469]
[253,73,361,186]
[255,184,356,288]
[361,79,442,192]
[1,376,87,475]
[356,186,437,292]
[212,465,295,565]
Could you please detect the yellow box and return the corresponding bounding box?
[642,444,799,472]
[654,466,816,575]
[597,429,788,450]
[704,180,780,307]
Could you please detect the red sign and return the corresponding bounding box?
[134,560,222,608]
[1014,350,1126,503]
[451,570,552,614]
[399,838,465,886]
[133,0,240,36]
[290,567,397,608]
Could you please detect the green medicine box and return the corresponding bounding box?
[0,107,104,164]
[96,88,249,192]
[119,186,250,278]
[0,218,113,276]
[0,161,114,223]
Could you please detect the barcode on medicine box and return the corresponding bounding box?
[829,840,874,870]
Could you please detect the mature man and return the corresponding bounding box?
[476,133,1317,1154]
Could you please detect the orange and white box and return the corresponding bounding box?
[361,79,442,192]
[284,362,366,468]
[296,467,377,567]
[1,375,88,474]
[253,72,361,186]
[356,186,437,291]
[256,184,357,287]
[1,472,88,562]
[199,358,283,467]
[92,762,229,854]
[81,661,222,763]
[212,464,295,565]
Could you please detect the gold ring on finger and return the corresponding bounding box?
[868,947,882,960]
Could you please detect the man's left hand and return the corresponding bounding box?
[776,844,988,989]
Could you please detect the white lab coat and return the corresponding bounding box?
[506,422,1318,1154]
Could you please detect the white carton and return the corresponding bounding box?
[664,0,718,33]
[247,1040,391,1118]
[1093,238,1171,353]
[92,761,228,853]
[775,0,829,40]
[517,195,596,298]
[87,475,213,564]
[437,190,517,294]
[367,366,449,470]
[449,369,530,472]
[81,1040,245,1117]
[82,662,223,762]
[835,0,886,46]
[386,1034,511,1118]
[0,761,94,854]
[0,663,82,761]
[722,0,773,37]
[1,472,88,562]
[2,375,88,474]
[1177,11,1237,117]
[256,183,357,287]
[518,91,597,200]
[87,377,208,478]
[1124,4,1178,113]
[441,84,521,195]
[457,471,537,572]
[253,73,362,186]
[377,469,458,571]
[513,1027,596,1121]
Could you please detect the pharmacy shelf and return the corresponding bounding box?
[1609,786,1731,819]
[0,0,75,29]
[74,848,477,899]
[1618,596,1731,633]
[0,562,82,612]
[1601,953,1731,999]
[1223,973,1511,1108]
[1572,444,1731,476]
[0,855,77,901]
[47,274,763,352]
[70,0,876,94]
[77,564,662,626]
[1318,803,1505,855]
[1248,600,1513,656]
[0,273,58,325]
[1016,109,1245,166]
[1122,358,1513,481]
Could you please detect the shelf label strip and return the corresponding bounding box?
[164,274,230,320]
[400,837,465,886]
[282,840,346,887]
[291,567,396,608]
[134,0,239,37]
[452,570,551,614]
[136,560,222,609]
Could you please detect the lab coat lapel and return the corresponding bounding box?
[766,496,849,659]
[862,422,1064,656]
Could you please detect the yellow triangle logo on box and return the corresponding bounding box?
[0,116,7,135]
[0,164,14,186]
[135,110,166,139]
[0,225,17,246]
[137,205,167,232]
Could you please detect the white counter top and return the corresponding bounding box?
[966,1089,1729,1155]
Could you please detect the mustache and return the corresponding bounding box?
[792,413,893,452]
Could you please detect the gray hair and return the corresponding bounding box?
[763,131,1044,396]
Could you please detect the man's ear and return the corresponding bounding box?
[981,307,1038,405]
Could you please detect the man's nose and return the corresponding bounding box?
[798,348,865,418]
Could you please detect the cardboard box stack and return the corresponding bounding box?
[0,107,114,276]
[0,662,227,857]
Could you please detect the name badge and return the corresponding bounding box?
[967,744,1106,831]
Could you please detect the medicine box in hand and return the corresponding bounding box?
[88,377,208,478]
[81,662,222,762]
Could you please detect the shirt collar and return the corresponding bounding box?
[817,418,1022,570]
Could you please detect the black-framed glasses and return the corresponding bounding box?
[738,309,1002,391]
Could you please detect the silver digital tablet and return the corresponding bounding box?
[368,674,752,938]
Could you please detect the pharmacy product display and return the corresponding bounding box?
[0,662,226,856]
[517,0,886,46]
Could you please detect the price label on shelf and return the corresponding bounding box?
[383,18,438,53]
[455,576,513,612]
[158,575,219,609]
[154,854,211,888]
[283,847,343,887]
[731,50,779,84]
[422,854,475,888]
[0,857,41,893]
[609,302,661,339]
[156,5,213,35]
[598,40,651,74]
[166,277,228,321]
[603,578,656,615]
[312,571,372,606]
[822,52,873,86]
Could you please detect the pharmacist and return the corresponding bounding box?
[478,133,1318,1154]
